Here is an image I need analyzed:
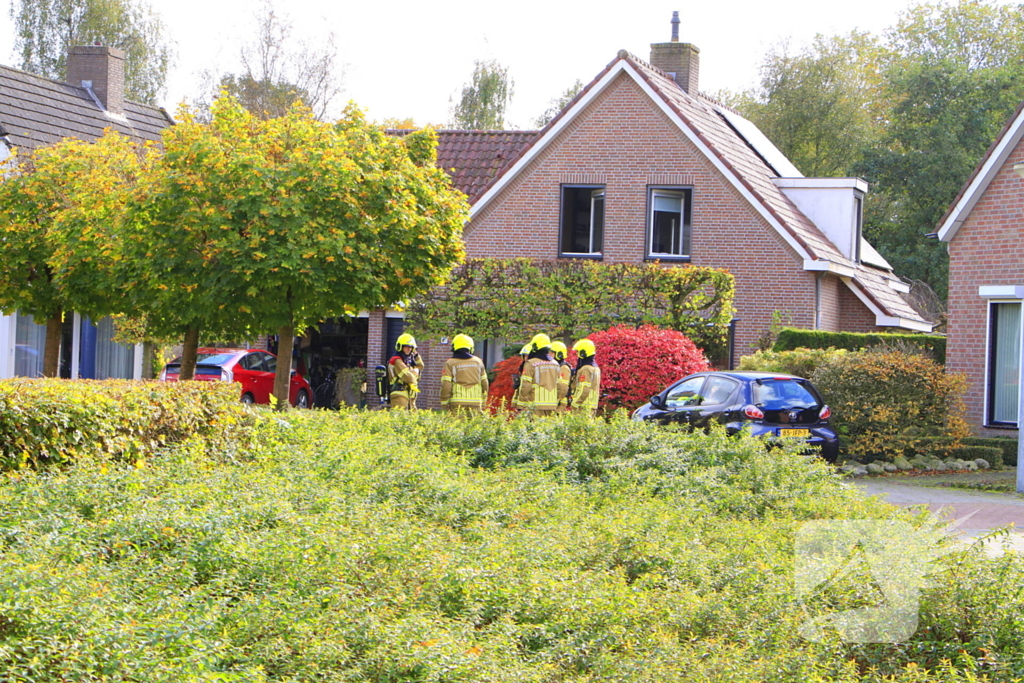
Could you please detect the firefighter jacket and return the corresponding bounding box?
[518,357,561,411]
[572,363,601,412]
[440,353,488,409]
[387,352,423,399]
[557,361,572,408]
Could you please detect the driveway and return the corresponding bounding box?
[852,477,1024,554]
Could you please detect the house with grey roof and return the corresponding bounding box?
[0,45,173,380]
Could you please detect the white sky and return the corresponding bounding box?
[0,0,1019,127]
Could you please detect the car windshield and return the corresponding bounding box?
[169,353,238,367]
[752,379,821,410]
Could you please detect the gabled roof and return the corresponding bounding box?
[436,131,538,203]
[936,98,1024,242]
[463,49,930,331]
[0,63,171,151]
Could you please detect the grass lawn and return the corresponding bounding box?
[890,467,1023,496]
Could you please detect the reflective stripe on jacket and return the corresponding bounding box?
[557,362,571,407]
[519,358,560,410]
[440,356,488,406]
[572,364,601,411]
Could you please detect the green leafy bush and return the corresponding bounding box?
[0,378,259,469]
[738,346,848,378]
[811,349,969,462]
[0,408,1020,680]
[963,436,1017,467]
[774,328,946,363]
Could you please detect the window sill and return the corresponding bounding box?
[645,255,691,263]
[559,253,604,260]
[984,422,1019,430]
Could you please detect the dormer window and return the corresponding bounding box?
[560,185,604,257]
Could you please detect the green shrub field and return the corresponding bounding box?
[773,329,946,363]
[0,393,1021,680]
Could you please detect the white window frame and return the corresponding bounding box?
[647,187,692,260]
[559,185,605,258]
[984,297,1024,428]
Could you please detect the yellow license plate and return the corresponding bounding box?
[780,429,810,438]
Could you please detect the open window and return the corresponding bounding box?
[647,187,692,260]
[560,185,604,257]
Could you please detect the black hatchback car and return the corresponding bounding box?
[631,371,839,462]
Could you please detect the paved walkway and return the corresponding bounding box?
[853,478,1024,554]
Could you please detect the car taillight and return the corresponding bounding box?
[221,368,234,382]
[819,405,831,421]
[743,404,764,419]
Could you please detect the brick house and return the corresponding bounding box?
[362,28,930,408]
[0,46,172,379]
[937,99,1024,435]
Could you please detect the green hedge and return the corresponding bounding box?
[738,347,849,379]
[0,379,260,469]
[946,445,1004,468]
[963,436,1017,467]
[774,328,946,363]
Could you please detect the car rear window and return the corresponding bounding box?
[169,353,238,367]
[752,379,822,410]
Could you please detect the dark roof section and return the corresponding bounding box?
[0,63,171,151]
[387,129,539,203]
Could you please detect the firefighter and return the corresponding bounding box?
[550,341,572,412]
[387,333,423,409]
[440,334,489,413]
[510,342,531,411]
[518,333,561,416]
[570,338,601,416]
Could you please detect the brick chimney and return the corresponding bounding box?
[66,45,125,115]
[649,11,700,94]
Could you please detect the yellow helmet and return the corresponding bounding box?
[452,333,474,353]
[396,333,417,350]
[549,341,567,360]
[573,338,596,359]
[519,343,531,357]
[529,333,552,351]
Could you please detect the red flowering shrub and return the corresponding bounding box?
[590,325,710,412]
[487,325,709,414]
[487,355,524,413]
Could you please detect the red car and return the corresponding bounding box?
[159,348,311,408]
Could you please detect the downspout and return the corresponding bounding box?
[814,272,826,329]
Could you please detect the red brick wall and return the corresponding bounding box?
[838,283,882,333]
[947,141,1024,435]
[465,73,830,359]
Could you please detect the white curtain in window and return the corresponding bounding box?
[992,303,1021,424]
[95,317,135,380]
[14,313,46,378]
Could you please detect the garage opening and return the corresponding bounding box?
[296,317,369,408]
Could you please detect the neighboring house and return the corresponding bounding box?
[937,99,1024,435]
[359,22,930,408]
[0,46,173,380]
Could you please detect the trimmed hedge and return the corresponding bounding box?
[738,347,848,379]
[774,328,946,363]
[963,436,1017,467]
[899,437,1005,469]
[0,379,260,469]
[946,445,1004,468]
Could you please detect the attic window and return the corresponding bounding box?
[647,187,692,260]
[560,185,604,257]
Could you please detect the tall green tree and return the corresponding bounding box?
[735,33,881,177]
[534,79,583,128]
[127,96,469,407]
[10,0,172,104]
[858,0,1024,299]
[0,132,154,375]
[449,59,514,130]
